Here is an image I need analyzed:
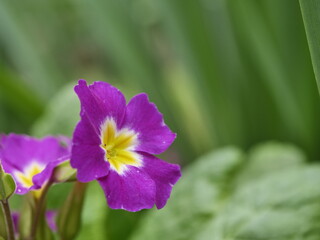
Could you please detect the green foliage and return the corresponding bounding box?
[0,206,7,238]
[1,1,320,239]
[75,182,108,240]
[36,213,55,240]
[131,143,320,240]
[57,182,87,240]
[0,168,16,201]
[299,0,320,94]
[1,0,320,161]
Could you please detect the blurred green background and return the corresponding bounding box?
[1,0,320,239]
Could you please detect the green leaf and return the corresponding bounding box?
[299,0,320,94]
[0,167,16,201]
[131,143,320,240]
[0,208,7,239]
[235,142,306,185]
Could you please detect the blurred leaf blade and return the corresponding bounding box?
[299,0,320,94]
[0,0,64,98]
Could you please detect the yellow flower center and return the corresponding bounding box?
[14,163,45,198]
[100,118,141,174]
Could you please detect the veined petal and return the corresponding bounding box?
[107,150,142,174]
[98,167,156,212]
[141,153,181,209]
[32,158,65,190]
[75,80,126,131]
[101,118,116,146]
[71,118,110,182]
[123,93,176,155]
[72,143,109,182]
[113,130,138,150]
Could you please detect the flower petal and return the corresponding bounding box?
[0,134,70,194]
[32,158,66,189]
[141,153,181,209]
[123,93,176,155]
[98,167,156,211]
[71,120,110,182]
[1,134,68,169]
[74,80,126,131]
[46,210,57,232]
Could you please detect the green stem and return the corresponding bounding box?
[1,200,15,240]
[57,181,87,240]
[28,181,52,240]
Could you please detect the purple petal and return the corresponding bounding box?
[98,167,156,212]
[1,134,67,169]
[57,135,72,152]
[71,119,110,182]
[74,80,126,131]
[11,211,19,234]
[123,93,176,155]
[32,158,65,189]
[141,153,181,209]
[0,134,70,194]
[46,210,57,232]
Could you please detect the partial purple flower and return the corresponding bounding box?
[12,210,57,234]
[71,80,181,211]
[11,212,19,234]
[46,210,57,232]
[0,134,70,196]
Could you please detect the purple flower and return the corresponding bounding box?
[0,134,70,196]
[71,80,181,211]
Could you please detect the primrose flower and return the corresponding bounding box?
[0,134,70,196]
[71,80,181,211]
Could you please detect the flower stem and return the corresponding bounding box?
[1,200,15,240]
[28,181,52,240]
[56,181,87,240]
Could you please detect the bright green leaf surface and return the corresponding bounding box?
[131,143,320,240]
[0,170,16,201]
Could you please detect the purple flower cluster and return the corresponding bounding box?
[0,80,181,212]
